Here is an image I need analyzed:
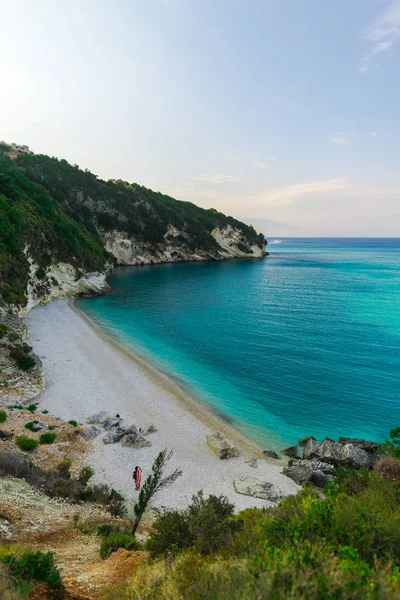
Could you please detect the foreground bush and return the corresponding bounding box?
[3,548,61,589]
[374,456,400,482]
[0,409,7,423]
[100,533,141,559]
[39,432,56,444]
[16,435,39,452]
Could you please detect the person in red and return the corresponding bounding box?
[133,466,142,491]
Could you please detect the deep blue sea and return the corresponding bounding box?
[77,238,400,448]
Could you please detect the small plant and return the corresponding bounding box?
[39,432,56,444]
[42,409,49,414]
[68,420,79,427]
[57,459,72,479]
[25,421,36,431]
[27,403,38,413]
[0,410,7,423]
[78,466,94,485]
[100,533,140,559]
[4,548,61,588]
[16,435,39,452]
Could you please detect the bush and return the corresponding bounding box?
[57,459,72,479]
[78,465,94,485]
[97,524,122,538]
[100,533,140,559]
[68,419,79,427]
[0,410,7,423]
[147,491,238,556]
[374,456,400,482]
[27,403,38,413]
[384,426,400,459]
[8,344,36,371]
[24,421,36,430]
[16,435,39,452]
[41,409,49,414]
[39,432,56,444]
[4,549,61,588]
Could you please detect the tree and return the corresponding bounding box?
[131,449,182,535]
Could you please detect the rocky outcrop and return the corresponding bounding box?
[282,445,298,458]
[102,224,266,267]
[263,450,280,459]
[206,432,239,459]
[283,459,335,488]
[303,438,370,469]
[20,257,112,317]
[233,477,283,502]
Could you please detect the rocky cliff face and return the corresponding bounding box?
[102,224,266,266]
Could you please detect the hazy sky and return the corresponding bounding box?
[1,0,400,236]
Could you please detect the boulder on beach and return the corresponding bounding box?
[282,446,298,458]
[283,459,335,488]
[79,424,103,441]
[86,412,110,426]
[244,457,257,468]
[140,423,157,436]
[206,432,239,460]
[263,450,280,459]
[103,429,126,444]
[121,426,151,448]
[233,477,283,502]
[303,438,370,469]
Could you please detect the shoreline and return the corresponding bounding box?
[70,298,282,461]
[27,298,299,511]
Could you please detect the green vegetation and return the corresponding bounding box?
[8,344,35,371]
[0,148,264,307]
[39,432,56,444]
[2,548,61,590]
[385,426,400,458]
[100,456,400,600]
[24,421,36,431]
[57,459,72,479]
[0,409,7,423]
[26,403,38,413]
[41,409,49,414]
[68,419,79,427]
[16,435,39,452]
[99,533,141,560]
[77,465,94,485]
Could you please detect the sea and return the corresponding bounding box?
[76,238,400,448]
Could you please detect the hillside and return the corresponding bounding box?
[0,145,266,312]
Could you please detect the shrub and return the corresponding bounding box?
[97,524,122,538]
[24,421,36,430]
[41,409,49,414]
[8,344,36,371]
[57,459,72,479]
[146,510,191,555]
[68,419,79,427]
[0,323,9,338]
[16,435,39,452]
[374,456,400,482]
[0,410,6,423]
[384,426,400,459]
[78,465,94,485]
[100,533,140,559]
[4,549,61,588]
[39,432,56,444]
[27,403,38,413]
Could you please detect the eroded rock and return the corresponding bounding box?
[206,432,239,460]
[263,450,280,459]
[233,477,283,502]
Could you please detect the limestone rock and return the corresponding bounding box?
[338,437,382,453]
[140,423,157,436]
[303,438,322,460]
[79,425,103,441]
[283,459,335,488]
[206,432,239,460]
[303,438,370,469]
[282,446,298,458]
[103,429,127,444]
[299,436,316,447]
[121,426,151,448]
[263,450,280,459]
[244,457,257,468]
[233,477,283,502]
[86,412,110,426]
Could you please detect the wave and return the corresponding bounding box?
[269,239,282,244]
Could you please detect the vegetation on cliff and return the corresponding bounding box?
[0,145,265,307]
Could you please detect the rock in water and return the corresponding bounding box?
[299,436,316,447]
[263,450,280,459]
[282,446,298,458]
[206,432,239,459]
[233,477,283,502]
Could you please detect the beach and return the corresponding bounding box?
[26,299,299,511]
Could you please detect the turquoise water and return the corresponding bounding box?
[77,238,400,448]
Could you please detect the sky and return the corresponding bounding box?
[1,0,400,236]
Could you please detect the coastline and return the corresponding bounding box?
[27,298,299,511]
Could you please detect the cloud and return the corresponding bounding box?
[254,160,266,169]
[261,179,347,207]
[361,0,400,71]
[184,174,241,184]
[330,134,347,144]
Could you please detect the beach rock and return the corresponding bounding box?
[303,438,370,469]
[103,417,126,431]
[338,437,382,453]
[263,450,280,459]
[299,436,316,447]
[283,459,335,488]
[79,425,103,441]
[140,423,157,436]
[282,446,298,458]
[233,477,283,502]
[121,427,151,448]
[86,412,110,426]
[103,429,127,444]
[244,457,257,468]
[206,432,239,460]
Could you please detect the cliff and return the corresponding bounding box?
[0,144,267,314]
